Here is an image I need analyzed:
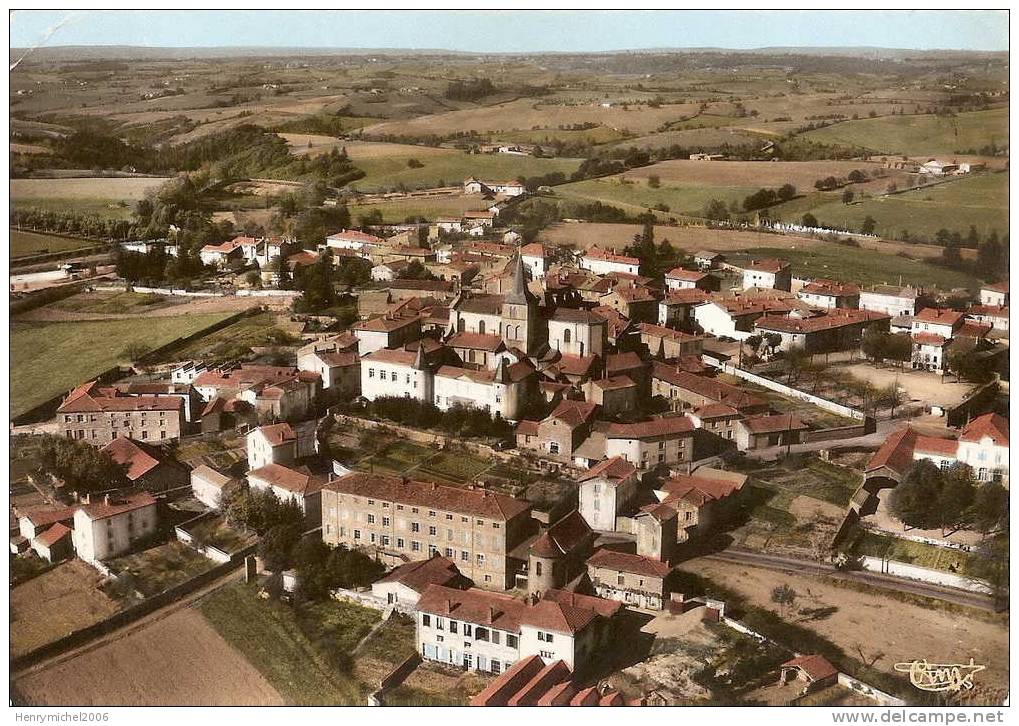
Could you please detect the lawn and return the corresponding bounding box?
[188,516,257,554]
[10,229,98,260]
[771,171,1008,244]
[108,541,214,598]
[355,613,417,666]
[9,312,234,418]
[349,150,581,192]
[850,531,977,575]
[354,439,435,475]
[800,107,1008,156]
[725,245,981,291]
[165,311,293,364]
[199,582,375,705]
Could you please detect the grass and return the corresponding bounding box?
[416,450,492,484]
[10,312,234,418]
[188,516,257,553]
[356,613,417,665]
[799,107,1008,156]
[10,554,54,587]
[10,229,99,260]
[108,542,213,598]
[165,311,293,364]
[354,439,435,475]
[349,149,582,193]
[199,582,374,705]
[851,531,977,575]
[50,291,171,314]
[556,176,757,218]
[725,245,981,291]
[347,195,496,224]
[771,171,1008,243]
[12,198,136,221]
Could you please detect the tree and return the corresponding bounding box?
[948,349,997,383]
[970,481,1009,536]
[37,435,130,495]
[406,158,424,169]
[770,584,798,617]
[260,522,303,573]
[703,198,729,221]
[244,270,262,288]
[120,342,149,362]
[841,189,855,205]
[777,183,796,201]
[890,460,944,530]
[936,464,977,535]
[801,213,819,228]
[647,174,661,189]
[397,259,436,281]
[860,216,877,235]
[847,169,868,183]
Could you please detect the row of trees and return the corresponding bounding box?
[360,397,514,440]
[890,460,1008,537]
[36,435,129,495]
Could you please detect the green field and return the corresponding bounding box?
[199,582,377,705]
[107,542,213,599]
[851,532,977,575]
[800,107,1008,155]
[348,195,496,223]
[10,229,99,260]
[493,126,627,146]
[350,151,582,192]
[727,245,981,291]
[11,198,136,221]
[50,291,172,315]
[773,172,1008,243]
[10,313,233,417]
[166,311,294,364]
[556,176,757,218]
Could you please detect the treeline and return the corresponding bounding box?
[357,396,514,440]
[445,78,497,102]
[11,207,134,241]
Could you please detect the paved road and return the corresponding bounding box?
[701,549,997,611]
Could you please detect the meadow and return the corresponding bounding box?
[726,245,980,290]
[10,312,233,417]
[10,229,98,260]
[800,107,1008,156]
[770,171,1009,242]
[347,195,497,223]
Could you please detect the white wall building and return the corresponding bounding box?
[579,248,640,277]
[71,493,158,564]
[360,347,433,403]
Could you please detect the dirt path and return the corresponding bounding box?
[678,558,1009,693]
[14,607,283,706]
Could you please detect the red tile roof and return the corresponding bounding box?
[326,473,530,521]
[661,474,743,506]
[587,548,671,578]
[583,247,640,265]
[662,288,711,306]
[745,258,789,273]
[79,492,157,521]
[637,322,702,342]
[541,588,623,619]
[101,438,163,481]
[665,267,708,282]
[960,413,1008,446]
[866,427,919,476]
[36,522,72,548]
[530,510,592,559]
[249,463,325,496]
[20,506,78,529]
[254,422,297,447]
[782,654,838,682]
[755,309,889,334]
[738,413,808,434]
[417,585,604,635]
[447,331,506,352]
[548,399,598,428]
[375,555,465,594]
[470,656,546,707]
[606,415,695,440]
[556,354,599,377]
[327,229,385,244]
[983,280,1009,293]
[800,279,860,297]
[914,436,960,457]
[576,456,636,484]
[915,308,964,326]
[912,332,948,346]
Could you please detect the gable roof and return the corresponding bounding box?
[576,456,636,484]
[375,555,464,594]
[782,654,838,682]
[79,492,157,521]
[530,510,592,559]
[960,413,1008,446]
[36,522,72,548]
[253,422,297,447]
[586,548,671,578]
[100,437,163,481]
[248,463,325,496]
[547,399,598,428]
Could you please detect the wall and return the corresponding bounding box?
[703,356,865,421]
[837,673,906,707]
[857,555,992,594]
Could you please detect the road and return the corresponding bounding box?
[701,549,996,611]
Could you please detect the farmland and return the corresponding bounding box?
[725,245,980,291]
[10,560,120,658]
[801,107,1009,156]
[347,195,496,223]
[10,229,98,260]
[10,176,171,220]
[9,312,234,418]
[14,608,284,706]
[770,171,1009,242]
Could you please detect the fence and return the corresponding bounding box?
[703,356,865,422]
[857,556,992,594]
[837,673,906,707]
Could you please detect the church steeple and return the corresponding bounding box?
[504,251,537,306]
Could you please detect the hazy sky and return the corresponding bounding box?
[10,10,1008,53]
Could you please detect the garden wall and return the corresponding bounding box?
[857,555,991,594]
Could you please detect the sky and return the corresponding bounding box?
[9,10,1009,53]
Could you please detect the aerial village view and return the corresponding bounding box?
[6,8,1012,717]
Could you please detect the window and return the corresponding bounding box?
[540,650,554,660]
[476,553,485,567]
[461,516,468,523]
[397,538,404,549]
[475,628,489,642]
[492,522,500,529]
[412,541,421,552]
[422,614,431,627]
[491,660,502,675]
[368,499,375,506]
[491,631,501,645]
[450,621,458,634]
[367,514,375,524]
[369,368,375,378]
[353,529,361,540]
[506,634,518,648]
[436,618,444,631]
[461,550,469,562]
[563,328,571,343]
[429,526,437,536]
[535,562,542,576]
[428,510,436,517]
[411,522,420,533]
[445,548,453,558]
[381,535,390,546]
[382,517,390,527]
[412,507,419,514]
[445,513,453,520]
[617,574,625,585]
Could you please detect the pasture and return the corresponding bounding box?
[10,176,170,201]
[800,107,1009,155]
[348,195,495,223]
[772,171,1009,243]
[10,229,98,260]
[726,245,980,290]
[14,608,284,706]
[10,312,234,418]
